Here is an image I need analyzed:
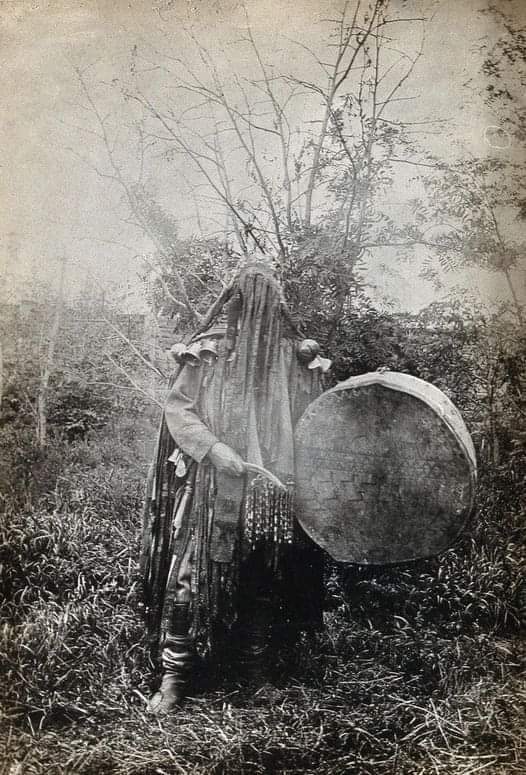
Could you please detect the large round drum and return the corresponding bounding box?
[294,372,477,564]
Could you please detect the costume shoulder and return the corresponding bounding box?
[164,330,226,463]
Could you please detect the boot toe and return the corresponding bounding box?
[147,680,185,715]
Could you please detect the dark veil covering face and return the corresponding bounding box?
[219,261,296,481]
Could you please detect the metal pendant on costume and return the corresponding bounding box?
[297,338,332,372]
[244,475,294,549]
[297,339,320,363]
[199,338,219,364]
[170,338,220,367]
[181,341,202,366]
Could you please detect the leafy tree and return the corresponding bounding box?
[412,156,524,324]
[480,1,526,146]
[408,3,525,325]
[71,1,435,335]
[0,279,161,449]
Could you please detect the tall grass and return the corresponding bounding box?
[1,419,525,774]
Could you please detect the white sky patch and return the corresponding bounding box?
[1,0,525,312]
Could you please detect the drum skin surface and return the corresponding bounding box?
[294,372,477,564]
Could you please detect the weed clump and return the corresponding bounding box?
[1,455,525,774]
[1,358,525,773]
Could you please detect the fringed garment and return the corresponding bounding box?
[141,266,326,654]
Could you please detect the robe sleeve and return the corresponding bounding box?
[164,363,219,463]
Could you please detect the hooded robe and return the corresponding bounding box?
[141,264,326,653]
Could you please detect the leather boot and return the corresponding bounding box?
[237,598,274,685]
[147,603,194,714]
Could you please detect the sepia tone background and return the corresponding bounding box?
[1,2,525,774]
[2,0,525,311]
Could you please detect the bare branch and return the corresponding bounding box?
[72,65,201,323]
[387,157,441,168]
[103,316,166,378]
[104,352,163,408]
[243,17,294,231]
[127,88,266,253]
[302,0,384,227]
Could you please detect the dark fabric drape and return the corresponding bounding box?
[141,264,327,654]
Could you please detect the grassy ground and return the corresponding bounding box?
[1,422,525,775]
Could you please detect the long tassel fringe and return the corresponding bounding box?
[244,475,294,553]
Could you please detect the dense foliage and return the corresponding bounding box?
[0,301,524,774]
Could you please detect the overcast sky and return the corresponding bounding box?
[1,0,524,313]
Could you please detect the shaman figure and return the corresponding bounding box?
[141,261,330,713]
